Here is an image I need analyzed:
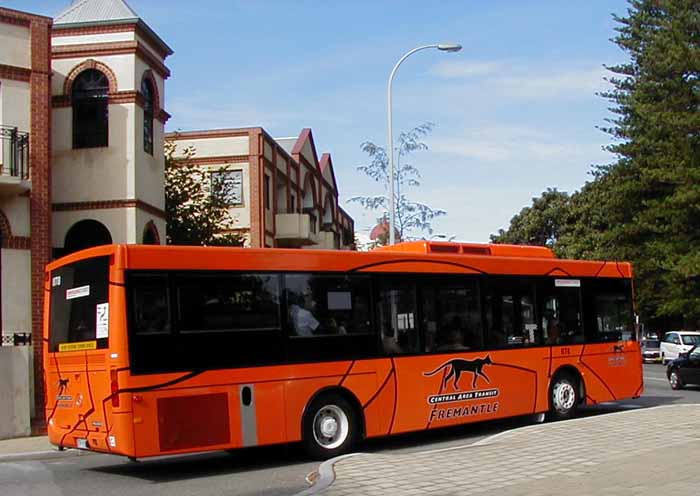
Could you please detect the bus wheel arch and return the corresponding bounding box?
[301,387,364,459]
[547,366,585,421]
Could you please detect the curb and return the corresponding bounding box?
[0,447,94,463]
[295,453,365,496]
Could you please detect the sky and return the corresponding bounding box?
[11,0,633,243]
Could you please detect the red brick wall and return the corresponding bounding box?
[248,129,262,248]
[28,14,52,431]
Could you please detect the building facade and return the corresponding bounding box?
[169,128,355,249]
[0,0,355,431]
[0,7,52,429]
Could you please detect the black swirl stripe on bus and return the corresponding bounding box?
[579,360,617,400]
[338,360,356,387]
[388,358,398,434]
[349,259,487,275]
[544,266,573,277]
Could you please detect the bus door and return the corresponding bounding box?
[481,277,550,416]
[578,278,642,402]
[46,256,112,452]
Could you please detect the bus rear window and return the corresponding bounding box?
[49,256,110,352]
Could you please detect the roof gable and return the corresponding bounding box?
[319,153,338,193]
[291,128,320,172]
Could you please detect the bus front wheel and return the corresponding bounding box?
[303,394,359,460]
[548,373,579,421]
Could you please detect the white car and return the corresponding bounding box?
[660,331,700,364]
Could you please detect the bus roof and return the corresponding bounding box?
[46,243,633,279]
[375,241,556,258]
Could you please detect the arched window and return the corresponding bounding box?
[64,219,112,255]
[142,221,159,245]
[72,69,109,149]
[141,77,154,155]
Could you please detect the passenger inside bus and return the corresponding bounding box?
[289,290,320,336]
[382,325,404,354]
[545,311,562,345]
[437,317,470,351]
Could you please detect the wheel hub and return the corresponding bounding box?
[554,382,576,412]
[320,417,338,438]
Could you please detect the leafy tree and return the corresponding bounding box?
[597,0,700,330]
[165,139,244,247]
[490,188,571,248]
[348,123,446,242]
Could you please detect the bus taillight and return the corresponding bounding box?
[110,370,119,408]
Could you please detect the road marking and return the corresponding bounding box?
[645,377,668,382]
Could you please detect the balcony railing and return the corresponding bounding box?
[0,125,30,181]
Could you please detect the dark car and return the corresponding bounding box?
[641,339,661,363]
[666,345,700,390]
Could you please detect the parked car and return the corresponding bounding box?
[666,345,700,390]
[660,331,700,364]
[641,339,661,363]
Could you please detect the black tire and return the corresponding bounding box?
[547,373,579,421]
[303,394,359,460]
[669,370,684,390]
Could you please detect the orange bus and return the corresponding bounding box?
[44,242,643,460]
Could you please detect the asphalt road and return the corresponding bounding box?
[1,364,697,496]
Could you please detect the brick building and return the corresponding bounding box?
[169,128,355,249]
[0,0,354,430]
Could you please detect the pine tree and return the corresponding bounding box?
[599,0,700,329]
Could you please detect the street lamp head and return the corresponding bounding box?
[437,43,462,53]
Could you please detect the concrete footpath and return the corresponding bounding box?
[0,435,89,462]
[300,404,700,495]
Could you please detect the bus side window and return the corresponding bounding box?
[484,277,541,348]
[540,281,584,345]
[377,282,419,355]
[132,275,170,335]
[582,279,634,342]
[422,278,483,353]
[284,274,377,362]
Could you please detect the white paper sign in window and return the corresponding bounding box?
[96,303,109,339]
[327,291,352,310]
[66,285,90,300]
[397,313,414,330]
[555,279,581,288]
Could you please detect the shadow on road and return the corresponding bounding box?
[89,386,698,483]
[91,444,312,483]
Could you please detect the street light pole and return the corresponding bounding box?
[387,43,462,245]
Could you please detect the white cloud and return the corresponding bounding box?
[430,125,608,164]
[432,60,505,78]
[430,60,612,101]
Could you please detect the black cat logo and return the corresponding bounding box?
[424,356,493,390]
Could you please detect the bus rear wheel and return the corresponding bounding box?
[303,394,359,460]
[548,373,579,421]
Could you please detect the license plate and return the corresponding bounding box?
[76,438,88,450]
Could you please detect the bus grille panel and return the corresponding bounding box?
[157,393,230,451]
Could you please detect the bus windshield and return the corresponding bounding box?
[49,256,110,352]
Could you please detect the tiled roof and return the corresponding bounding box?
[55,0,138,25]
[54,0,174,56]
